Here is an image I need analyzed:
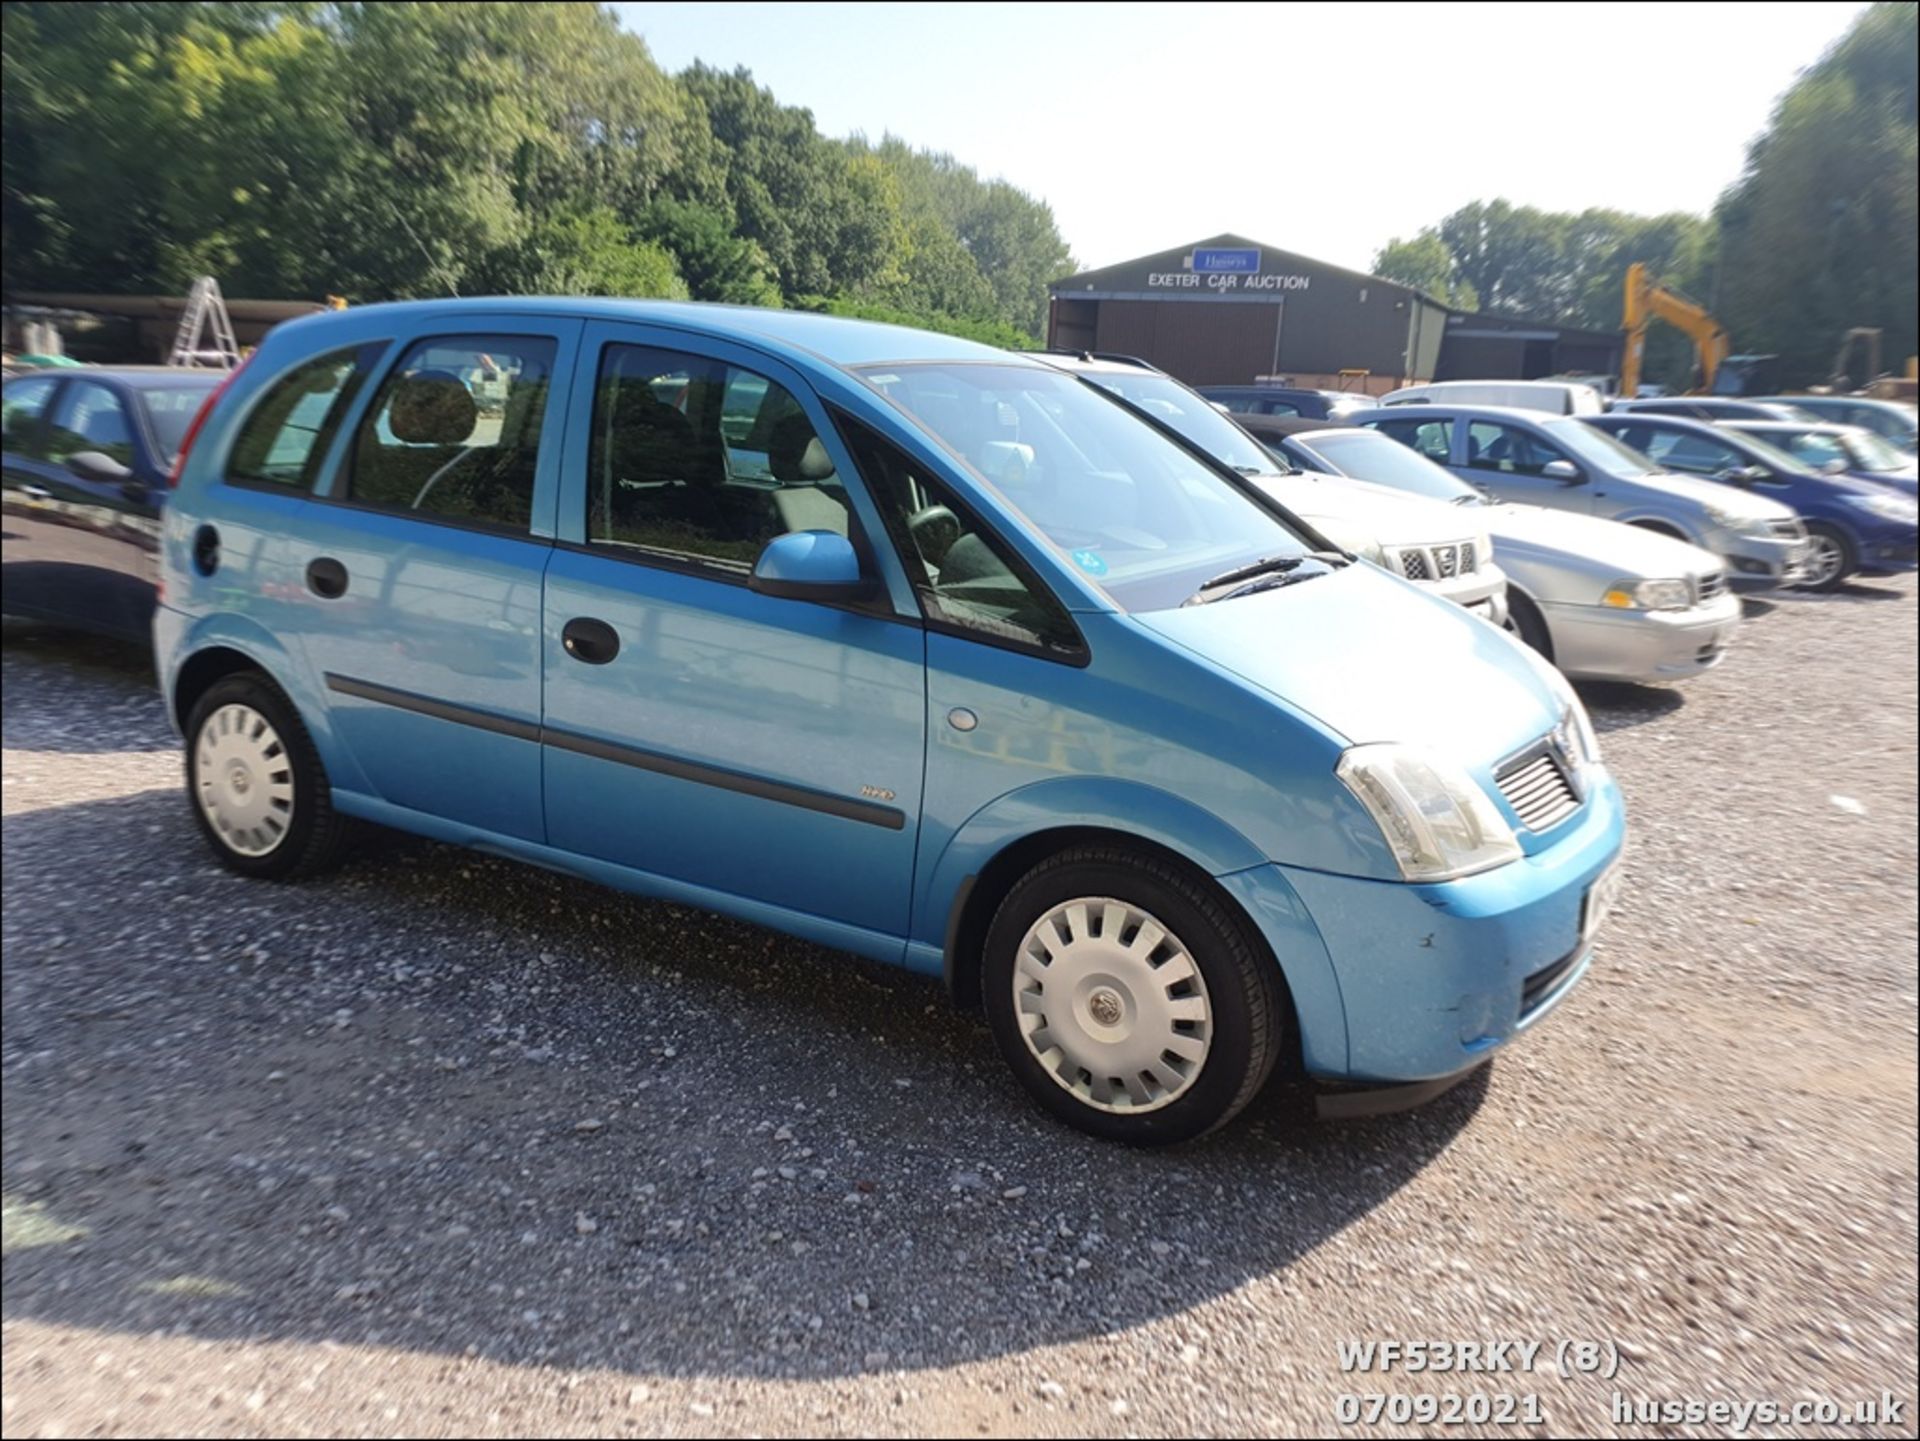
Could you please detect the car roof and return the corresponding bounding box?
[1722,418,1854,433]
[1025,349,1162,375]
[272,297,1032,371]
[4,364,224,386]
[1354,402,1564,423]
[1231,413,1338,437]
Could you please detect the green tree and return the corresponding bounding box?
[1371,230,1478,309]
[1715,1,1919,384]
[636,198,781,306]
[471,209,687,299]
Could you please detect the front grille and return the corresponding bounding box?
[1769,519,1806,540]
[1399,550,1430,580]
[1495,748,1581,832]
[1695,571,1727,602]
[1460,541,1477,573]
[1521,946,1581,1014]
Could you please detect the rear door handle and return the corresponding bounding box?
[306,556,349,599]
[19,484,51,501]
[561,616,619,665]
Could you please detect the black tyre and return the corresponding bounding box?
[1798,522,1856,593]
[981,845,1288,1145]
[184,672,346,879]
[1504,588,1553,660]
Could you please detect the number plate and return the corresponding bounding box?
[1582,863,1623,944]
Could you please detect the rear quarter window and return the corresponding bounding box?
[227,343,384,489]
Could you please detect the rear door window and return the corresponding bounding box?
[347,335,556,530]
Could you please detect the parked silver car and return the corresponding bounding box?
[1033,353,1508,623]
[1274,423,1742,683]
[1356,404,1809,591]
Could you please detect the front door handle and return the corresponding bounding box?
[561,616,620,665]
[306,556,349,599]
[19,484,51,502]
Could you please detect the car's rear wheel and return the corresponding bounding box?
[981,845,1287,1145]
[1798,523,1855,592]
[185,673,345,879]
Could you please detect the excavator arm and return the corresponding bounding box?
[1621,261,1731,397]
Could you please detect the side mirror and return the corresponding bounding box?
[749,530,875,603]
[66,449,133,485]
[1542,459,1583,482]
[1717,464,1768,486]
[1821,458,1849,475]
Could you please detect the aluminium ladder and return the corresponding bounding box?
[166,276,243,369]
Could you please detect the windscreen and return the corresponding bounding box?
[862,363,1314,612]
[1840,429,1912,472]
[139,381,223,457]
[1304,431,1480,503]
[1073,370,1279,475]
[1543,417,1661,478]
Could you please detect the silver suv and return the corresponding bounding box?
[1358,405,1809,591]
[1033,354,1508,622]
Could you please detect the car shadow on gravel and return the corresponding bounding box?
[1,621,174,753]
[1572,680,1684,733]
[3,786,1486,1384]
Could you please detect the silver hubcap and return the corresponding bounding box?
[1013,897,1213,1114]
[1803,536,1844,587]
[196,703,294,857]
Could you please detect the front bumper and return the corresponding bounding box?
[1422,561,1509,627]
[1540,590,1741,683]
[1713,529,1809,591]
[1227,771,1625,1086]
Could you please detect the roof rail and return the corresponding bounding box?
[1031,347,1164,373]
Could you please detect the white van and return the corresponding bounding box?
[1381,379,1605,416]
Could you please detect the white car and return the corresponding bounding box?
[1033,353,1508,624]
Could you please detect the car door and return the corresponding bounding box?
[288,319,578,842]
[1,374,67,622]
[17,377,158,638]
[539,323,926,944]
[1458,417,1596,514]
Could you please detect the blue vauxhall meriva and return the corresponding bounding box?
[155,300,1624,1143]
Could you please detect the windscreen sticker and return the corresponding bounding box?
[1071,548,1109,576]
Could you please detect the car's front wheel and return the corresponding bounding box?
[185,672,346,879]
[1798,523,1856,593]
[982,845,1288,1145]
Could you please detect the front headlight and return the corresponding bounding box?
[1336,744,1522,882]
[1704,506,1775,537]
[1843,493,1919,522]
[1602,577,1692,611]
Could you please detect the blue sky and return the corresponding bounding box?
[614,1,1866,275]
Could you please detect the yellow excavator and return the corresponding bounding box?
[1619,261,1730,398]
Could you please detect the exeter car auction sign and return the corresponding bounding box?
[1146,247,1312,293]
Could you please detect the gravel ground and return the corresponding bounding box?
[3,578,1916,1439]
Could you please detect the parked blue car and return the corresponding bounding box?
[1721,420,1919,501]
[155,300,1624,1143]
[1586,413,1919,591]
[2,365,225,640]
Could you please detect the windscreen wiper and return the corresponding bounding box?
[1183,552,1350,606]
[1186,554,1303,596]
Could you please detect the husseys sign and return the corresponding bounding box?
[1145,249,1311,293]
